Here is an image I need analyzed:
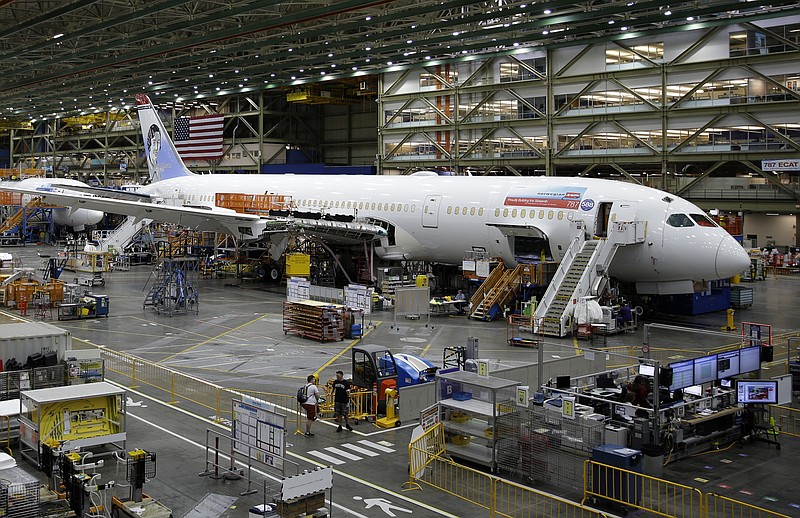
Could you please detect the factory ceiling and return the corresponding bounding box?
[1,0,798,121]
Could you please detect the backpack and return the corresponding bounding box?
[297,384,310,403]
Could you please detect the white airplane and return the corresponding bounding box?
[0,177,104,232]
[0,94,749,294]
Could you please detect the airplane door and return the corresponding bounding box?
[595,201,638,237]
[422,195,442,228]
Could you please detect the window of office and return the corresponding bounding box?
[606,42,663,67]
[499,58,545,83]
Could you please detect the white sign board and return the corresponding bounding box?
[232,399,286,471]
[562,396,576,420]
[345,284,373,315]
[281,467,334,501]
[287,277,311,302]
[476,261,491,278]
[762,159,800,171]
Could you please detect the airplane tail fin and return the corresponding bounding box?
[136,94,195,183]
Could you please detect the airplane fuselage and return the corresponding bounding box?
[139,174,749,287]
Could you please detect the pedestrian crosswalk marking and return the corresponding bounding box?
[307,450,345,465]
[324,446,362,461]
[358,440,395,453]
[341,443,380,457]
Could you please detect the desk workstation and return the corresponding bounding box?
[538,344,779,464]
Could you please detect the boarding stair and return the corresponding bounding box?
[469,263,535,321]
[534,220,645,337]
[42,257,67,281]
[90,216,152,254]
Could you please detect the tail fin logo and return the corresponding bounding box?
[136,94,195,183]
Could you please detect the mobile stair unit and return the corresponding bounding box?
[535,219,645,337]
[469,262,537,321]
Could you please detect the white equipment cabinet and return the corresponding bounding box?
[437,370,519,471]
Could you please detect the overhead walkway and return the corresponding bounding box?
[469,262,536,321]
[535,220,645,337]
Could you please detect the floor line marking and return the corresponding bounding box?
[357,440,395,453]
[159,314,267,363]
[307,450,346,465]
[324,446,363,461]
[340,444,380,457]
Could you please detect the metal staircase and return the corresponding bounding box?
[90,216,152,253]
[469,263,534,321]
[0,197,52,234]
[535,219,645,337]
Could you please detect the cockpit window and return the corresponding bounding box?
[690,214,717,227]
[667,214,694,227]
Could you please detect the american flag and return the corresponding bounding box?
[174,114,225,160]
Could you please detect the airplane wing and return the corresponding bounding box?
[0,184,387,243]
[48,184,152,202]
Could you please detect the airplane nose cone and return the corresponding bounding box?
[715,236,750,279]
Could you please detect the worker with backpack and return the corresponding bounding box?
[297,374,320,436]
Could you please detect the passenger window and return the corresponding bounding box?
[455,207,460,215]
[690,214,717,227]
[371,203,376,210]
[462,206,467,215]
[539,210,545,219]
[447,206,452,214]
[520,209,526,218]
[503,209,509,217]
[558,211,564,220]
[391,203,396,211]
[667,214,695,227]
[511,209,518,218]
[470,207,476,216]
[547,210,554,220]
[495,208,500,217]
[478,208,484,216]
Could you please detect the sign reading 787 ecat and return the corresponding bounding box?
[762,159,800,171]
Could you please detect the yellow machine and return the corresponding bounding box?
[376,388,400,428]
[721,308,736,331]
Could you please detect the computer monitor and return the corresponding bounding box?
[739,345,761,374]
[693,354,717,385]
[597,375,616,389]
[684,385,703,397]
[659,366,673,388]
[719,379,732,388]
[736,379,778,404]
[639,364,656,377]
[669,359,694,391]
[556,375,571,389]
[717,350,740,379]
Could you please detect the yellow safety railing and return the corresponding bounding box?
[769,405,800,439]
[83,343,299,433]
[583,460,703,518]
[407,423,609,516]
[495,477,609,518]
[704,493,791,518]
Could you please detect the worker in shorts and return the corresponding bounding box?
[332,370,353,432]
[302,374,320,436]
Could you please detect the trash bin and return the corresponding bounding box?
[641,443,664,478]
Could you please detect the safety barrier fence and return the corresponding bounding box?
[315,384,376,424]
[90,345,300,433]
[583,460,703,518]
[769,405,800,439]
[407,423,610,517]
[704,493,791,518]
